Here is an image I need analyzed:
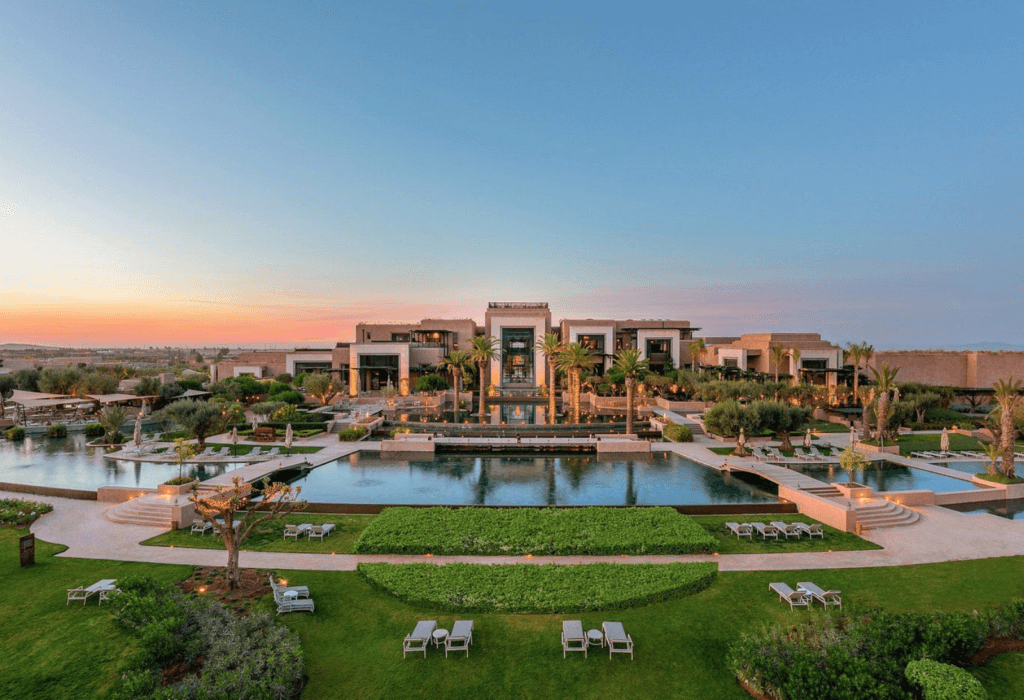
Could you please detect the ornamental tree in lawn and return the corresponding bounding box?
[191,477,306,590]
[159,399,226,450]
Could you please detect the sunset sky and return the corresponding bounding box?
[2,2,1021,349]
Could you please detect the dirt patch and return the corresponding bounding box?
[970,637,1024,665]
[176,566,271,612]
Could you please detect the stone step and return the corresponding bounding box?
[104,499,174,528]
[853,499,920,530]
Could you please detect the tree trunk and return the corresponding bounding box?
[225,532,241,590]
[572,370,581,424]
[478,361,487,423]
[875,392,890,442]
[453,372,460,423]
[1001,401,1016,479]
[861,400,872,440]
[852,363,860,398]
[548,359,557,425]
[780,431,792,451]
[625,377,635,435]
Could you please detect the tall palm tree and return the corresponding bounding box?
[844,342,866,397]
[439,350,473,423]
[870,363,900,442]
[612,348,649,435]
[689,339,707,373]
[535,333,563,425]
[992,377,1022,479]
[769,344,786,383]
[469,336,499,422]
[858,386,874,440]
[861,342,874,380]
[556,343,597,424]
[788,348,802,385]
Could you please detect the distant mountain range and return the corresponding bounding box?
[0,343,61,350]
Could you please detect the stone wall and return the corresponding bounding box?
[870,351,1024,389]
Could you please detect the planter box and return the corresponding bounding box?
[856,442,900,455]
[158,481,199,497]
[833,482,874,499]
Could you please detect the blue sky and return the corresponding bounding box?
[1,1,1021,348]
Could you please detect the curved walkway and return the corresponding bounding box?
[12,490,1024,573]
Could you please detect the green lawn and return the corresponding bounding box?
[801,419,851,433]
[0,528,192,700]
[141,512,374,554]
[691,514,881,554]
[5,523,1024,700]
[862,433,985,456]
[203,442,324,456]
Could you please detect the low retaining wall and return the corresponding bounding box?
[273,502,799,515]
[0,482,97,501]
[877,490,935,507]
[935,489,1004,506]
[778,484,858,533]
[98,486,156,503]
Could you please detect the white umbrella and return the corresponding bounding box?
[940,427,950,453]
[737,427,746,450]
[133,416,142,448]
[231,426,238,445]
[850,424,857,446]
[252,417,259,432]
[285,423,293,450]
[804,429,812,449]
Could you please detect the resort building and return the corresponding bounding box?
[705,333,845,385]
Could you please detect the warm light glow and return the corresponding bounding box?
[424,553,433,557]
[198,586,206,593]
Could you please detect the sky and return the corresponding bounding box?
[1,1,1021,349]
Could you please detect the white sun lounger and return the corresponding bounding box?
[245,446,261,457]
[770,521,803,539]
[67,578,117,606]
[283,523,312,539]
[266,447,280,456]
[307,524,336,541]
[795,522,824,538]
[190,519,212,535]
[445,620,474,658]
[602,621,634,660]
[404,620,437,658]
[561,620,587,658]
[797,581,842,609]
[751,522,779,540]
[274,589,315,615]
[769,582,810,610]
[725,522,753,539]
[269,574,309,598]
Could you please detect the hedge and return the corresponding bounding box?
[663,423,693,442]
[339,426,367,442]
[353,507,716,556]
[46,424,67,438]
[84,423,105,438]
[905,660,987,700]
[357,562,718,614]
[4,427,25,440]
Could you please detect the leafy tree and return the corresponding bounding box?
[292,372,310,388]
[992,377,1023,479]
[302,373,340,406]
[273,390,304,405]
[689,339,708,372]
[980,441,1003,477]
[251,401,287,420]
[703,400,754,438]
[222,402,246,425]
[870,363,900,442]
[750,401,810,450]
[414,374,448,393]
[272,404,302,423]
[438,351,473,422]
[14,368,40,392]
[190,477,305,590]
[858,386,875,440]
[909,392,942,423]
[134,376,161,397]
[99,405,129,444]
[74,370,117,396]
[38,367,81,395]
[557,343,598,424]
[159,399,226,450]
[0,375,16,415]
[838,445,870,483]
[172,438,197,480]
[177,379,204,391]
[159,382,185,404]
[612,348,649,435]
[535,333,563,425]
[274,373,293,385]
[469,336,500,422]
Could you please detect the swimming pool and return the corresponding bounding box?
[928,460,987,475]
[785,461,978,493]
[285,452,778,506]
[0,435,247,491]
[943,499,1024,520]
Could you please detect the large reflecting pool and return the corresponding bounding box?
[786,461,979,493]
[943,499,1024,520]
[285,452,777,506]
[0,435,246,491]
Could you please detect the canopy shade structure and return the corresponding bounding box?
[9,389,69,403]
[178,389,212,398]
[13,397,93,409]
[85,394,142,404]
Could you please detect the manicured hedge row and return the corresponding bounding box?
[4,427,25,440]
[905,659,987,700]
[663,423,693,442]
[339,426,367,441]
[353,506,717,556]
[728,604,1024,700]
[357,562,718,614]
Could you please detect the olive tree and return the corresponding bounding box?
[158,399,226,449]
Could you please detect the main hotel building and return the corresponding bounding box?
[211,302,846,396]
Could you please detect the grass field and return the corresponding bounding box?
[692,514,881,554]
[142,513,374,554]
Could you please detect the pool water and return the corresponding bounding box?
[0,434,246,491]
[943,499,1024,520]
[286,452,777,506]
[786,461,977,493]
[928,460,988,475]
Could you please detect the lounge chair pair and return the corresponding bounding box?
[270,574,314,615]
[283,523,336,540]
[67,579,118,605]
[771,521,825,539]
[402,620,474,658]
[562,620,633,660]
[725,522,753,539]
[769,581,842,610]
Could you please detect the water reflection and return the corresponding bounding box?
[786,461,975,494]
[288,452,777,506]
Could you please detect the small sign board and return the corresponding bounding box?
[19,533,35,567]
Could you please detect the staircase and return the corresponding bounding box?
[104,497,174,528]
[853,499,920,531]
[801,485,844,499]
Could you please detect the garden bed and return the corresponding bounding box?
[0,499,53,526]
[357,561,718,613]
[353,506,716,556]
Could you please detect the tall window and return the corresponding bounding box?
[501,328,535,385]
[577,334,605,354]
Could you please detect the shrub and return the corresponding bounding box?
[358,562,717,614]
[415,374,449,392]
[339,426,367,442]
[84,423,105,438]
[275,373,293,384]
[988,598,1024,639]
[905,659,987,700]
[44,424,67,438]
[354,507,716,556]
[271,404,303,423]
[703,400,751,438]
[163,476,195,486]
[390,426,413,437]
[0,498,54,525]
[4,427,26,440]
[663,423,693,442]
[266,381,293,396]
[274,390,305,405]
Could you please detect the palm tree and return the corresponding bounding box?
[689,339,707,373]
[612,348,649,435]
[870,363,900,442]
[535,333,563,425]
[844,343,866,397]
[557,343,597,424]
[769,344,786,383]
[439,350,473,423]
[469,336,499,422]
[981,441,1003,477]
[858,386,874,440]
[992,377,1023,479]
[788,348,802,385]
[99,405,128,444]
[861,342,874,380]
